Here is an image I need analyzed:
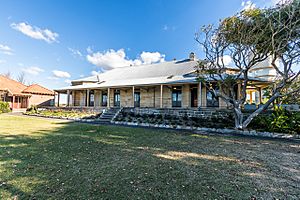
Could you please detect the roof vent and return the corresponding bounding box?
[189,52,196,61]
[97,75,100,82]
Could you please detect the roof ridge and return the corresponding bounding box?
[23,83,54,93]
[0,74,27,87]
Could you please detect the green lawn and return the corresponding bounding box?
[0,114,299,199]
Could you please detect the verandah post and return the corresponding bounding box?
[160,84,163,108]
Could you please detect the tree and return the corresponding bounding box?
[278,77,300,104]
[195,0,300,130]
[2,71,12,78]
[16,72,26,84]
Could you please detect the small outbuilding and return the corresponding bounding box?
[0,75,55,112]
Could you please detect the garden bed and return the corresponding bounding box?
[25,108,101,120]
[113,108,300,136]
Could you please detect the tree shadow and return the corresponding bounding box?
[0,121,299,199]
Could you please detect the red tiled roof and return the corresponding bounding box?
[22,84,54,95]
[0,75,28,95]
[0,75,54,96]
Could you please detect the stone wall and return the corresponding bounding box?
[140,87,155,107]
[73,90,86,106]
[122,107,232,119]
[120,88,133,107]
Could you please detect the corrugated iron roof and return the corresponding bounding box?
[72,59,198,83]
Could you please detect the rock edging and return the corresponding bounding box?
[112,121,300,140]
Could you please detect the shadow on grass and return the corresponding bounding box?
[0,121,299,199]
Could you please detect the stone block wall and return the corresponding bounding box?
[140,87,155,107]
[73,90,86,106]
[120,88,133,107]
[123,107,232,119]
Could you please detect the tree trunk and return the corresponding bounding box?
[241,92,280,129]
[233,106,244,129]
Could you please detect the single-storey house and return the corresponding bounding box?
[55,53,275,110]
[0,75,55,111]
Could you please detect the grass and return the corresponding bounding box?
[0,114,299,199]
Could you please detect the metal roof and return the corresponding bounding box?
[72,59,198,83]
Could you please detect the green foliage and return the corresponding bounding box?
[0,101,10,114]
[263,77,300,104]
[219,0,300,54]
[249,106,300,134]
[26,105,38,113]
[271,105,290,131]
[26,108,99,119]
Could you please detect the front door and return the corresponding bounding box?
[190,87,198,107]
[101,92,108,106]
[172,86,182,107]
[114,90,120,107]
[134,92,140,107]
[89,90,94,107]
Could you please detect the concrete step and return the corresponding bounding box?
[100,116,114,119]
[102,114,115,116]
[98,119,112,122]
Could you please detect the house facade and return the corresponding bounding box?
[55,53,275,110]
[0,75,55,111]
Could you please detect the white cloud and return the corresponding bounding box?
[91,70,99,76]
[216,55,232,66]
[222,55,232,66]
[162,25,177,31]
[68,47,83,58]
[91,70,104,76]
[86,48,165,70]
[52,70,71,78]
[140,51,165,65]
[241,0,256,10]
[22,66,44,75]
[0,60,6,64]
[0,44,14,55]
[64,79,71,84]
[86,46,93,54]
[11,22,59,43]
[47,76,59,80]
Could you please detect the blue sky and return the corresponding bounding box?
[0,0,279,90]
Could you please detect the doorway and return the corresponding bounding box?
[190,86,198,107]
[114,90,120,107]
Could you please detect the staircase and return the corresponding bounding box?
[98,107,120,123]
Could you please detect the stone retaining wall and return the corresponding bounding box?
[113,121,300,140]
[121,107,232,118]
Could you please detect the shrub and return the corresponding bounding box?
[249,106,300,134]
[0,101,10,114]
[27,105,38,113]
